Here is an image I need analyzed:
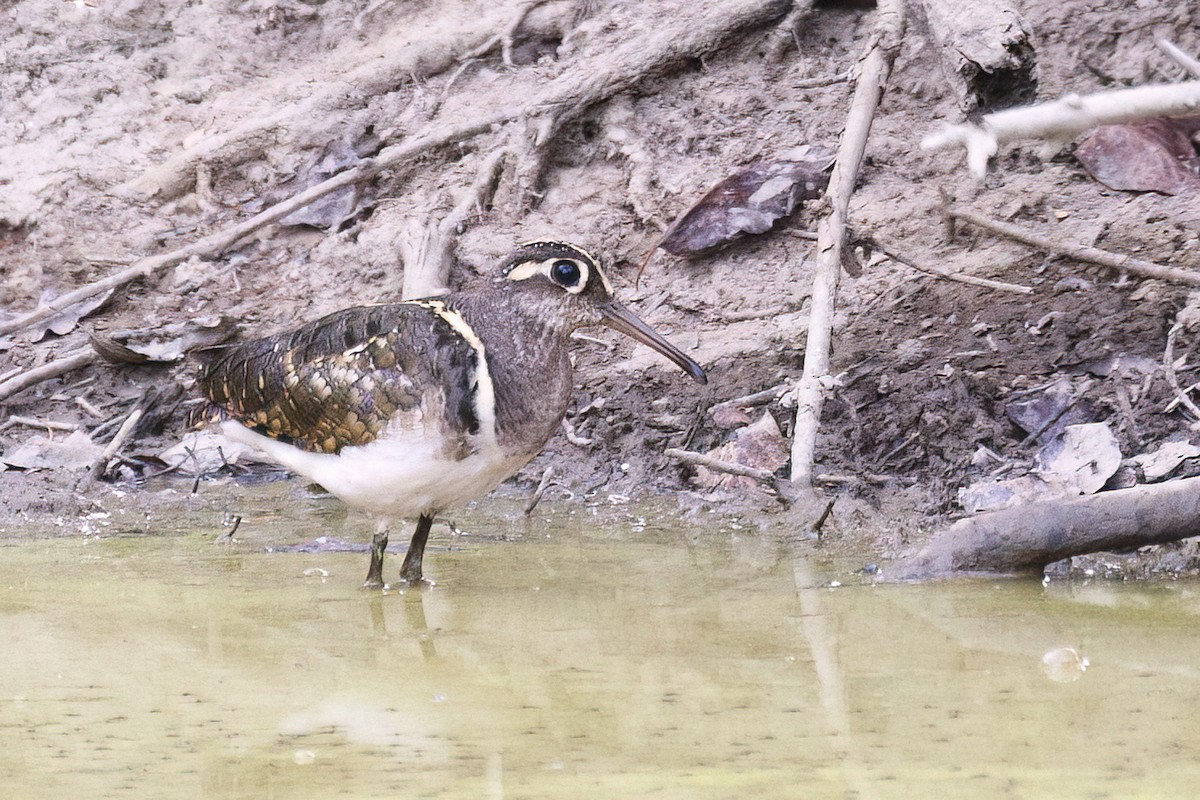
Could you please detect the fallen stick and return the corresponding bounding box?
[923,80,1200,178]
[523,465,557,516]
[885,476,1200,580]
[90,408,144,481]
[0,349,96,403]
[665,446,778,485]
[1163,320,1200,423]
[789,0,906,488]
[0,415,82,433]
[664,447,882,494]
[0,116,505,340]
[2,0,790,341]
[947,205,1200,288]
[709,382,793,415]
[870,238,1033,295]
[1157,39,1200,80]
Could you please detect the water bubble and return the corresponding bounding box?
[1041,647,1089,683]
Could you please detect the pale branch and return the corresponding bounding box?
[1163,321,1200,424]
[0,415,82,433]
[885,476,1200,580]
[709,382,794,415]
[789,0,906,488]
[869,238,1034,295]
[923,80,1200,178]
[523,466,557,516]
[792,70,853,90]
[665,446,778,485]
[90,408,144,481]
[946,205,1200,288]
[1157,39,1200,80]
[0,116,505,339]
[0,349,96,404]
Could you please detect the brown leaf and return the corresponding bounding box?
[695,411,789,491]
[1075,117,1200,196]
[659,151,831,256]
[25,288,114,342]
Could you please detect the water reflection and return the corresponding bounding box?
[1,499,1199,798]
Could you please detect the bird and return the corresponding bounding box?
[197,240,707,587]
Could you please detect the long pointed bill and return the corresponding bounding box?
[600,302,708,385]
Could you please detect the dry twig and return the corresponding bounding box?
[923,80,1200,178]
[789,0,906,488]
[1163,321,1200,424]
[947,205,1200,288]
[523,466,557,516]
[0,415,81,433]
[1157,39,1200,80]
[869,238,1033,295]
[0,349,96,403]
[89,408,144,481]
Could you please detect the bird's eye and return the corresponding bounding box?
[550,259,582,287]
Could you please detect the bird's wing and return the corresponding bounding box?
[198,300,486,457]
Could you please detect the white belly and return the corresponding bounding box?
[221,421,529,518]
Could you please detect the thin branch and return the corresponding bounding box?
[1164,321,1200,423]
[0,349,96,403]
[523,466,557,516]
[789,0,906,487]
[923,80,1200,178]
[947,205,1200,288]
[0,415,82,433]
[90,408,144,480]
[870,238,1033,295]
[1157,39,1200,80]
[709,382,794,415]
[665,446,778,484]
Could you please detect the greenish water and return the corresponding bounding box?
[2,493,1199,798]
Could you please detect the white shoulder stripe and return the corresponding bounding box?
[405,300,498,452]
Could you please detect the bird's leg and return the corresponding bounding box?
[398,514,434,586]
[364,518,390,589]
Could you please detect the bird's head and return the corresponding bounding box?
[500,240,707,384]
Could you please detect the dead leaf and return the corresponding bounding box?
[1004,377,1095,444]
[160,430,267,475]
[659,150,831,256]
[278,140,371,229]
[2,429,103,471]
[1075,117,1200,196]
[1034,422,1122,495]
[25,288,114,342]
[958,475,1051,514]
[1128,439,1200,482]
[695,411,789,491]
